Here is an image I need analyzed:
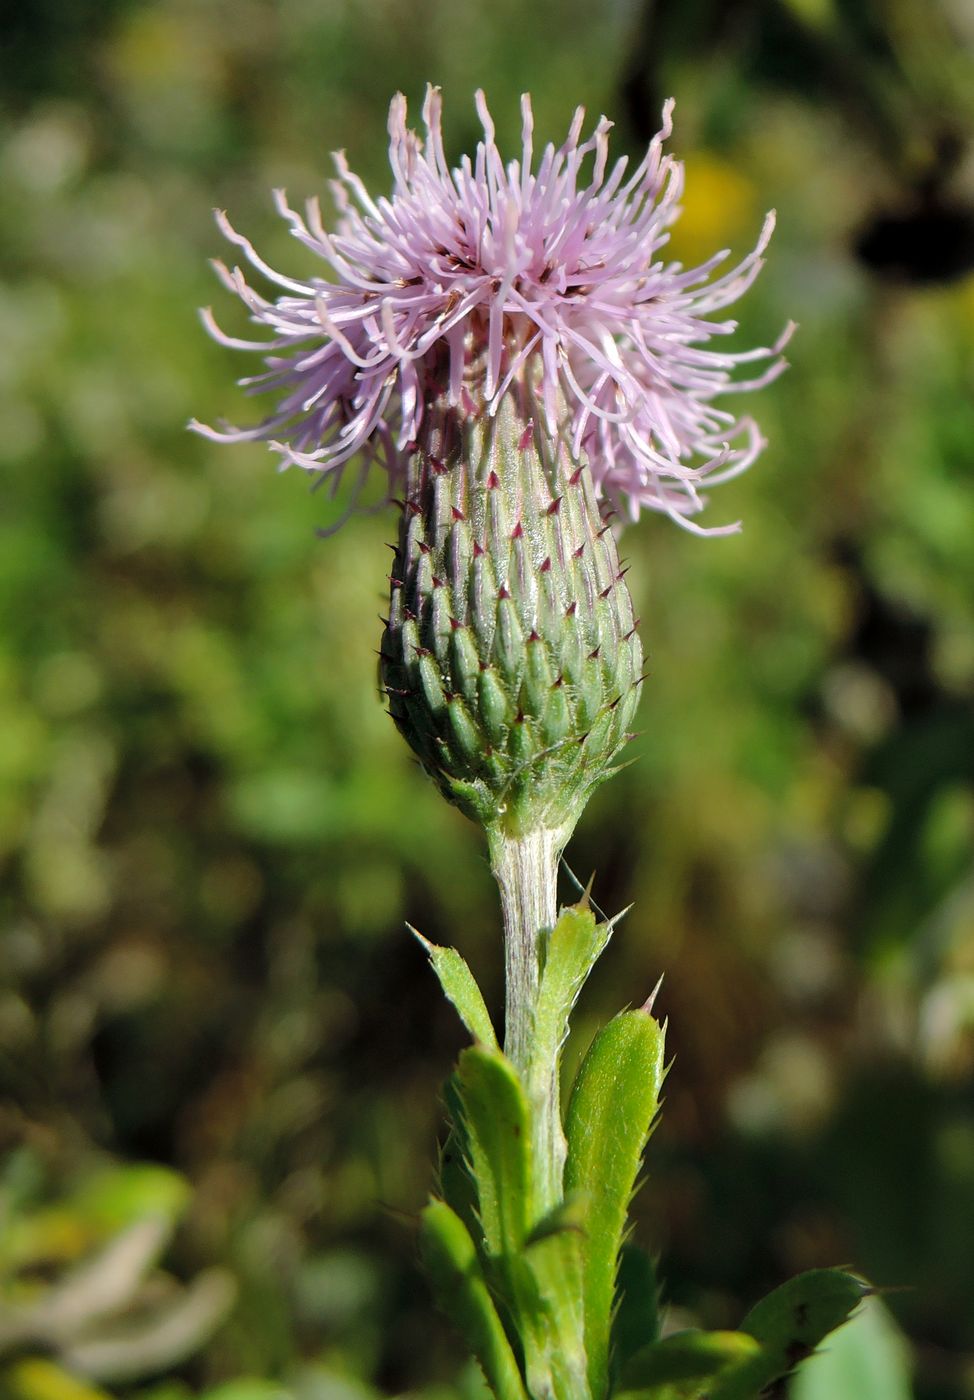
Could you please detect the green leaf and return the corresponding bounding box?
[742,1268,868,1346]
[618,1329,763,1399]
[710,1269,869,1400]
[789,1296,913,1400]
[521,1198,591,1396]
[517,1227,590,1400]
[611,1243,662,1381]
[410,926,498,1048]
[532,904,612,1069]
[452,1050,590,1400]
[454,1046,533,1258]
[419,1200,529,1400]
[563,1008,666,1400]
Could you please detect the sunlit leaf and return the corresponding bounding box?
[410,927,498,1048]
[563,1008,665,1400]
[419,1200,528,1400]
[453,1046,532,1260]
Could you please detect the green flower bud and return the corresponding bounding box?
[381,363,642,841]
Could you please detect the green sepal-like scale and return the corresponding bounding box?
[381,366,643,837]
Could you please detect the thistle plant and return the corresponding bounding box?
[195,89,867,1400]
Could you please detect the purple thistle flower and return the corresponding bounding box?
[192,87,790,535]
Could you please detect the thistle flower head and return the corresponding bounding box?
[193,87,788,535]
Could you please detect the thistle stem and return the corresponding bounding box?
[487,824,567,1211]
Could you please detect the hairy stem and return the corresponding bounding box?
[487,824,567,1211]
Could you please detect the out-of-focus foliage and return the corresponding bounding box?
[791,1295,913,1400]
[0,0,972,1397]
[0,1159,233,1394]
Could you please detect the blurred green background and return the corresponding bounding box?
[2,0,973,1397]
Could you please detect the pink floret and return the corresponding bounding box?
[192,87,791,535]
